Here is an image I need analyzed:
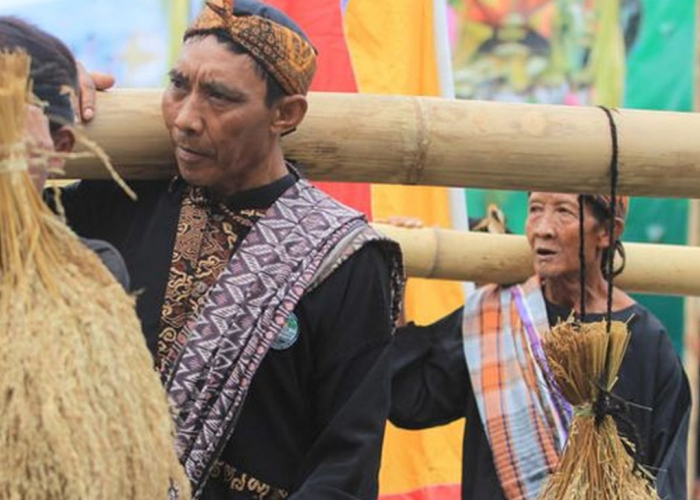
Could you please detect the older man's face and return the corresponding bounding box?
[24,104,54,192]
[162,35,278,196]
[525,192,607,281]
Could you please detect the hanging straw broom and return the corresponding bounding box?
[537,319,658,500]
[0,50,189,499]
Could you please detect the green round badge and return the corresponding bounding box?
[272,313,300,350]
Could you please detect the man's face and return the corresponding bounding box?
[525,192,607,280]
[162,35,278,196]
[24,104,55,192]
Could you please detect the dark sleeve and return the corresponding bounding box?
[80,238,131,291]
[46,181,102,236]
[291,244,394,500]
[648,320,691,500]
[45,180,135,240]
[389,307,469,429]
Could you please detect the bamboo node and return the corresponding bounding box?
[406,96,430,185]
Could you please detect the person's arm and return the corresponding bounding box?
[389,308,468,429]
[649,325,691,500]
[290,244,394,500]
[45,181,132,288]
[80,237,131,290]
[373,213,470,428]
[45,180,128,237]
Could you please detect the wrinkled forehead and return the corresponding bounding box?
[528,192,580,205]
[176,37,259,80]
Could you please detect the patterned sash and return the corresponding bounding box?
[164,178,403,499]
[462,276,571,500]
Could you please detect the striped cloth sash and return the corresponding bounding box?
[462,276,571,500]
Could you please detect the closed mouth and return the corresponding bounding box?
[177,145,210,157]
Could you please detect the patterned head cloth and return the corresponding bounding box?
[587,195,629,222]
[185,0,317,96]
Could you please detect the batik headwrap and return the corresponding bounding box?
[185,0,317,96]
[587,195,629,222]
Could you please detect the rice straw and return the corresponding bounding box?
[0,50,189,500]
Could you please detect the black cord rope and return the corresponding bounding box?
[593,380,647,469]
[597,105,620,406]
[599,106,620,334]
[594,106,638,454]
[578,194,586,321]
[573,107,645,470]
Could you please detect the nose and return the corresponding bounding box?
[173,94,204,136]
[532,211,555,239]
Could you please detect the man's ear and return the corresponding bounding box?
[598,218,625,250]
[51,125,76,153]
[271,95,308,135]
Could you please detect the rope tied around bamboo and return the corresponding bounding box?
[0,50,189,500]
[0,143,26,173]
[537,107,659,500]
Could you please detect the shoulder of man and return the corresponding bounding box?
[309,221,402,292]
[59,179,172,202]
[627,303,669,342]
[47,179,173,230]
[80,237,131,291]
[626,302,688,386]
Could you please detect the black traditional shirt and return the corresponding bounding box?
[391,300,690,500]
[59,175,394,500]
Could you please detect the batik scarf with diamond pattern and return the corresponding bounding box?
[164,177,404,499]
[185,0,317,96]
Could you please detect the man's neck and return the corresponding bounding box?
[543,270,609,315]
[209,152,288,202]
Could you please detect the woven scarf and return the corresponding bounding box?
[462,276,571,500]
[165,178,404,499]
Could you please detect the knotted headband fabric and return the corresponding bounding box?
[588,195,629,222]
[185,0,317,96]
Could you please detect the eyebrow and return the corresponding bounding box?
[168,69,189,84]
[528,198,576,209]
[201,79,246,101]
[555,201,578,210]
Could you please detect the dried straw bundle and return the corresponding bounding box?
[0,51,189,500]
[538,319,658,500]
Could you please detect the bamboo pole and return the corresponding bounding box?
[371,223,700,297]
[685,200,700,495]
[68,90,700,198]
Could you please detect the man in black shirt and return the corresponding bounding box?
[391,193,689,500]
[0,16,129,290]
[63,1,403,499]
